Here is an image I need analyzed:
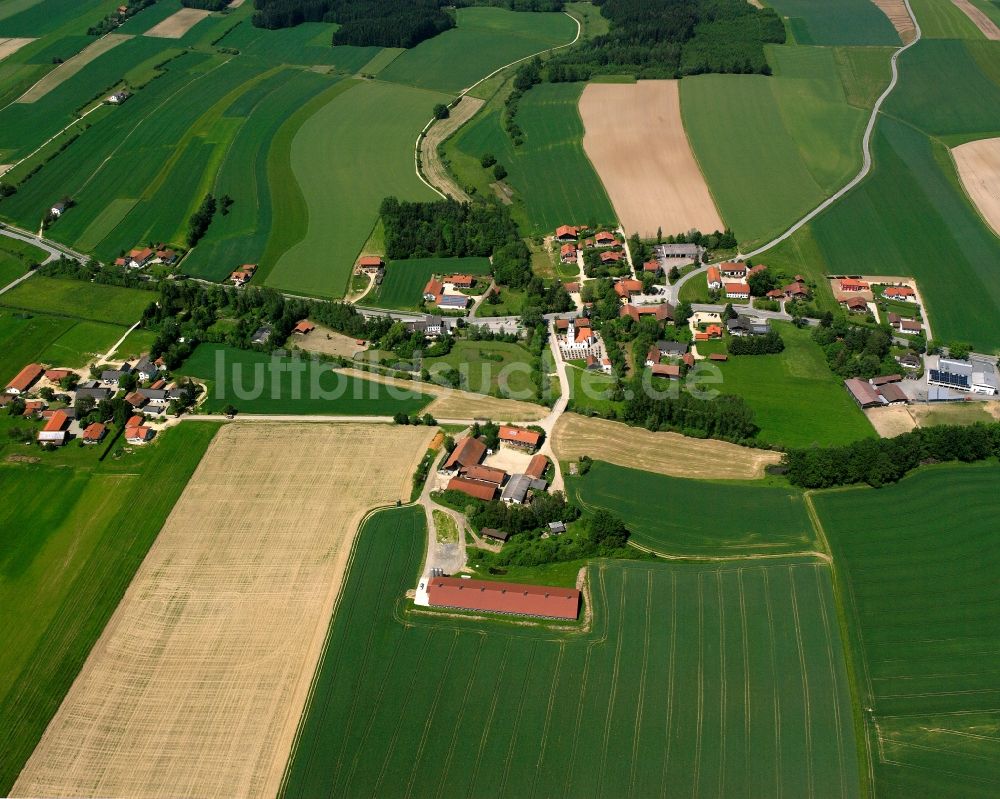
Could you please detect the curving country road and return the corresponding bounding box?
[414,9,583,198]
[741,0,922,260]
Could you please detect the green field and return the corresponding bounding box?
[180,69,335,281]
[567,460,816,557]
[281,505,860,798]
[377,6,578,94]
[694,323,875,448]
[264,80,450,297]
[0,236,45,286]
[766,0,900,45]
[0,2,379,266]
[367,256,491,310]
[807,118,1000,351]
[424,339,538,398]
[443,81,616,235]
[814,462,1000,798]
[909,0,987,39]
[0,423,220,794]
[682,44,891,249]
[0,308,126,382]
[0,276,152,325]
[179,343,432,415]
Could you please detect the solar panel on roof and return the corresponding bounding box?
[929,370,969,388]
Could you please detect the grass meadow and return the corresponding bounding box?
[0,276,151,325]
[377,6,578,94]
[444,81,616,235]
[180,343,432,416]
[815,462,1000,798]
[0,237,46,286]
[0,422,220,795]
[281,505,860,799]
[264,80,450,298]
[368,256,490,310]
[0,308,127,382]
[695,323,875,449]
[567,460,817,557]
[424,339,538,398]
[681,45,889,249]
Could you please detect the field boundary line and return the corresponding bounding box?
[497,641,538,798]
[659,571,679,799]
[717,570,728,797]
[627,570,654,797]
[692,573,706,796]
[738,569,752,785]
[372,630,459,797]
[740,0,922,261]
[627,538,832,563]
[764,569,783,797]
[561,567,601,799]
[412,10,582,199]
[527,641,565,799]
[342,630,435,792]
[322,512,416,785]
[814,565,850,799]
[789,566,816,799]
[804,490,876,797]
[595,567,628,797]
[465,637,513,798]
[430,632,487,799]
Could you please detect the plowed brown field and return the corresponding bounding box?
[579,80,723,237]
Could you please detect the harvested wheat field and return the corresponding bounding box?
[0,37,35,62]
[951,0,1000,38]
[339,367,548,422]
[873,0,916,42]
[15,34,131,103]
[11,422,434,799]
[865,405,917,438]
[144,7,211,38]
[579,80,723,237]
[552,412,780,479]
[953,137,1000,235]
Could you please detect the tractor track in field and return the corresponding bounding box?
[740,0,922,261]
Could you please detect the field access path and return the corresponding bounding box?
[741,0,922,260]
[414,11,582,199]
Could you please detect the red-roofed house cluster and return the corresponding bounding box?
[438,426,550,505]
[422,273,480,311]
[114,245,177,270]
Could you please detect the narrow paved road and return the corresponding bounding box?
[741,0,922,260]
[414,10,583,198]
[0,223,85,264]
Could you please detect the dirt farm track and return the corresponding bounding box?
[11,423,434,799]
[579,80,723,238]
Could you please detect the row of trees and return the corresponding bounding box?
[250,0,455,48]
[728,330,784,355]
[181,0,230,9]
[544,0,784,80]
[783,423,1000,488]
[620,385,760,443]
